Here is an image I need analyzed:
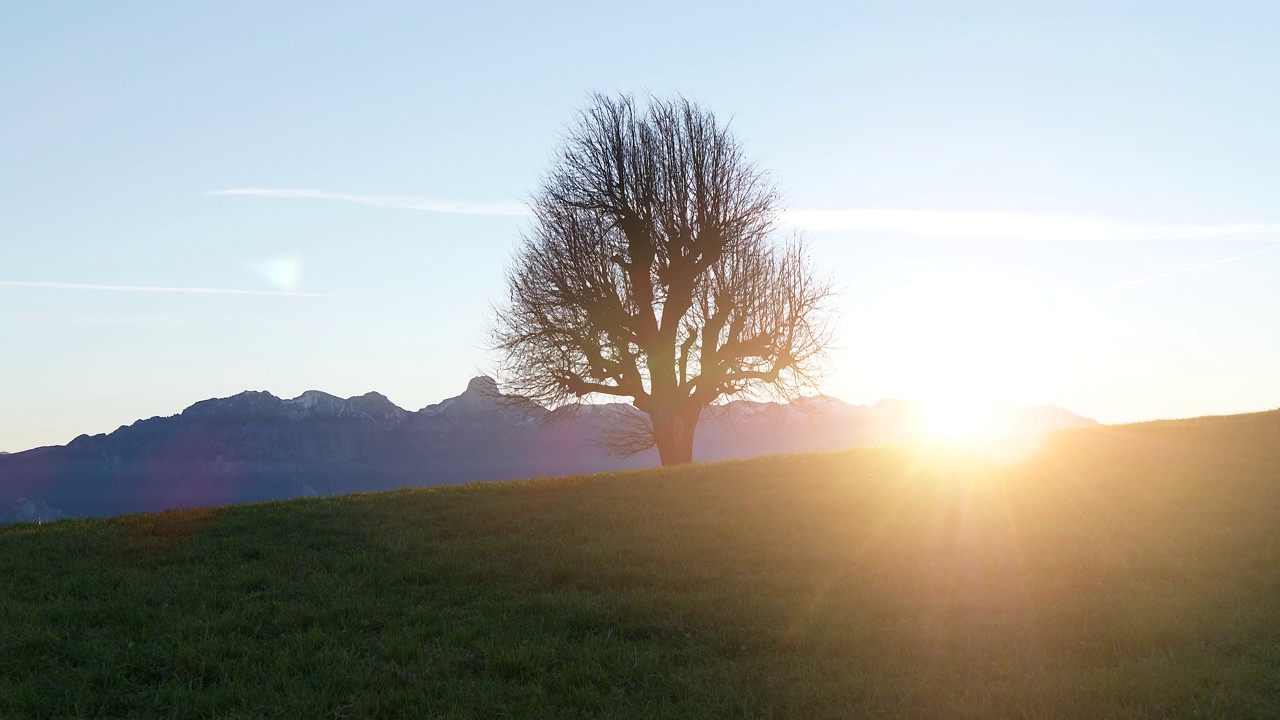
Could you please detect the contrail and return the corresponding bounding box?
[208,187,528,216]
[1097,245,1280,294]
[0,281,346,297]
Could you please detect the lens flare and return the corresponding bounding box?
[250,257,302,292]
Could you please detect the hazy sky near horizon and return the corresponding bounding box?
[3,1,1279,452]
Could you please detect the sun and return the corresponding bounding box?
[922,396,994,442]
[857,263,1072,446]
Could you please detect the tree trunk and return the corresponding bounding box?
[651,405,701,466]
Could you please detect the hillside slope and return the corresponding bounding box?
[2,411,1278,717]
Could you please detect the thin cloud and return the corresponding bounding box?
[209,188,1280,242]
[1097,245,1280,294]
[5,311,323,327]
[781,209,1280,241]
[0,281,345,297]
[209,187,528,216]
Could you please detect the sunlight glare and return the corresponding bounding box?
[923,396,994,441]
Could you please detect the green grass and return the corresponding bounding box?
[4,412,1280,718]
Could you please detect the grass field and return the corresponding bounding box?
[3,412,1280,718]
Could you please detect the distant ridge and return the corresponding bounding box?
[0,378,1097,523]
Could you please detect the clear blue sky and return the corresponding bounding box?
[3,1,1279,451]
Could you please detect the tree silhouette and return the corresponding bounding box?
[493,94,835,465]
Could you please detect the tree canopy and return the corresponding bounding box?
[493,93,834,465]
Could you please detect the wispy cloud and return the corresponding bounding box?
[4,311,325,327]
[208,187,528,216]
[781,209,1280,241]
[0,281,344,297]
[1097,245,1280,294]
[209,187,1280,242]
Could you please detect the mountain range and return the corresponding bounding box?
[0,377,1097,523]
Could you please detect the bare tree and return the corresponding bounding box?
[493,94,835,466]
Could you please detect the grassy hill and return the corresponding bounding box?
[3,411,1280,718]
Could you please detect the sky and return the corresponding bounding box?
[3,1,1279,452]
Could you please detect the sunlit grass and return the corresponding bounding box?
[3,411,1280,717]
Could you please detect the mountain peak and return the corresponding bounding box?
[290,389,340,405]
[182,390,284,419]
[466,376,500,398]
[347,391,407,419]
[283,390,347,416]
